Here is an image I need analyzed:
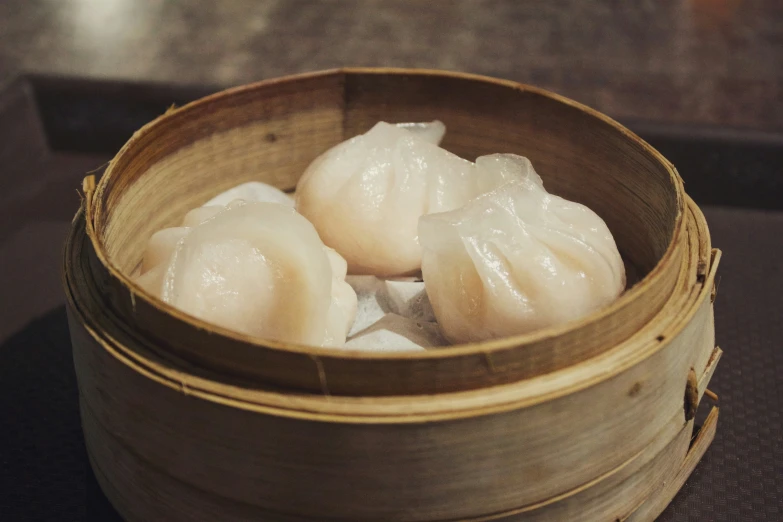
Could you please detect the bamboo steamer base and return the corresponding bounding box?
[64,196,721,521]
[63,69,722,521]
[80,396,717,522]
[626,407,719,522]
[77,346,718,522]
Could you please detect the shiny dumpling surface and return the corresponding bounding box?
[295,121,515,277]
[203,181,294,208]
[135,201,357,347]
[419,154,626,344]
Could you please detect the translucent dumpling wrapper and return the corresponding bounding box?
[295,121,517,277]
[419,154,626,344]
[203,181,294,208]
[134,200,357,347]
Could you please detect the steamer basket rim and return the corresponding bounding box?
[63,206,717,421]
[84,67,687,362]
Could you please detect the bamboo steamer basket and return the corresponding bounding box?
[63,68,722,521]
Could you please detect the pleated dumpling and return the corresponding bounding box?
[135,201,357,347]
[295,121,514,277]
[419,154,626,344]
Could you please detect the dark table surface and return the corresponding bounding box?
[1,1,782,520]
[1,0,782,133]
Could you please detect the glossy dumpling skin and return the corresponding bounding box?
[296,121,508,277]
[135,201,357,347]
[203,181,294,208]
[419,154,626,344]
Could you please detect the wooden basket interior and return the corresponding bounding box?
[82,70,686,395]
[97,73,345,272]
[96,71,679,281]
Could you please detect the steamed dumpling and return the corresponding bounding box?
[295,121,515,276]
[135,201,357,347]
[203,181,294,208]
[323,246,360,345]
[419,154,625,344]
[143,181,295,269]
